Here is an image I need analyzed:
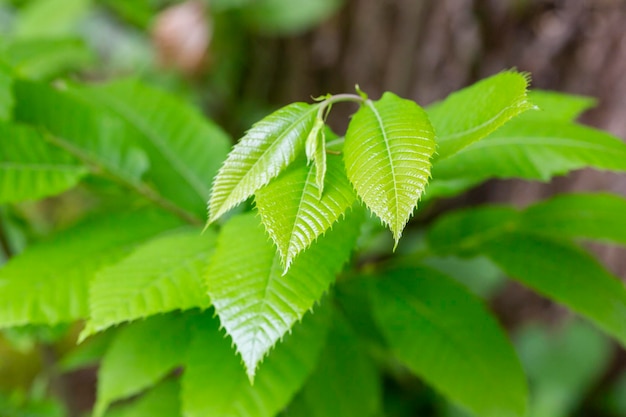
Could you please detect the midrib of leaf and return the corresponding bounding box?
[366,100,400,235]
[287,163,318,260]
[216,105,319,218]
[92,94,209,201]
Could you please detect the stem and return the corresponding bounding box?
[316,93,365,120]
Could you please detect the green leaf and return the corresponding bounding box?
[428,71,534,160]
[206,212,361,379]
[305,117,326,195]
[104,379,181,417]
[284,310,381,417]
[526,90,596,122]
[426,206,519,256]
[432,121,626,182]
[254,154,356,270]
[14,0,90,39]
[371,266,527,417]
[520,193,626,247]
[59,329,116,372]
[482,232,626,348]
[83,229,216,338]
[0,64,12,119]
[344,92,436,244]
[0,209,181,328]
[82,80,232,217]
[0,121,88,203]
[208,102,319,223]
[182,304,330,417]
[241,0,343,34]
[94,314,191,417]
[13,80,149,184]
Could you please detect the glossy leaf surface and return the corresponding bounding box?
[255,154,356,270]
[0,210,181,328]
[182,306,329,417]
[206,212,360,378]
[84,229,216,337]
[428,71,533,160]
[208,102,319,223]
[344,92,436,244]
[372,267,527,417]
[0,121,87,203]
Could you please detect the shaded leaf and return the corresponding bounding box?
[83,229,216,337]
[428,71,534,160]
[0,64,12,119]
[82,80,231,217]
[206,211,361,378]
[0,209,181,328]
[13,80,149,184]
[482,233,626,348]
[371,266,527,417]
[208,102,319,223]
[94,314,191,417]
[182,304,330,417]
[0,121,88,203]
[242,0,343,34]
[255,154,356,270]
[432,121,626,182]
[104,379,182,417]
[344,92,436,244]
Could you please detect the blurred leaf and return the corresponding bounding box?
[255,154,356,271]
[516,320,611,417]
[0,63,12,119]
[94,313,191,417]
[526,90,596,121]
[0,209,181,328]
[83,229,215,337]
[206,212,361,379]
[432,120,626,182]
[13,80,149,185]
[284,310,381,417]
[59,328,116,372]
[344,92,436,245]
[82,80,232,217]
[0,121,88,203]
[520,193,626,247]
[2,37,93,79]
[208,102,319,223]
[241,0,343,34]
[103,379,181,417]
[182,304,330,417]
[371,266,527,417]
[482,232,626,348]
[15,0,90,39]
[428,71,534,160]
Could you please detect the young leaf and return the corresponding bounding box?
[284,310,381,417]
[81,80,232,217]
[206,212,361,379]
[0,121,88,203]
[427,70,534,161]
[254,154,357,270]
[344,92,436,245]
[208,102,319,223]
[482,232,626,348]
[83,229,216,338]
[520,193,626,247]
[182,304,330,417]
[103,379,182,417]
[371,266,528,417]
[0,209,181,328]
[305,117,327,195]
[94,314,191,417]
[13,80,149,184]
[431,121,626,183]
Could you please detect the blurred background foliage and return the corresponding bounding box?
[0,0,625,416]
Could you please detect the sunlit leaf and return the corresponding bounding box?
[344,92,436,244]
[0,121,87,203]
[94,314,191,417]
[14,0,90,39]
[482,233,626,349]
[182,305,330,417]
[83,229,216,337]
[0,209,181,328]
[428,71,534,160]
[371,266,527,417]
[208,102,319,223]
[255,154,356,270]
[206,212,361,378]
